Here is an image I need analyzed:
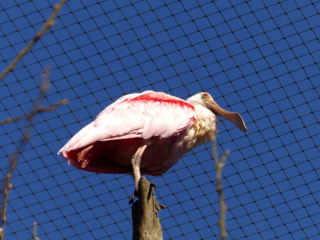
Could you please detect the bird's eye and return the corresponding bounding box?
[201,93,209,99]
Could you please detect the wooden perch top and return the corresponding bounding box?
[132,177,163,240]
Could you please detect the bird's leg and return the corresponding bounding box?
[129,144,167,210]
[129,144,147,204]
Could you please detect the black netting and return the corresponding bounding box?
[1,0,320,239]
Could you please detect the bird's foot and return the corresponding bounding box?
[129,190,137,205]
[155,200,167,212]
[128,178,167,211]
[149,182,167,211]
[150,182,157,188]
[129,176,145,205]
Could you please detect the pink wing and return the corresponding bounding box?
[58,91,196,153]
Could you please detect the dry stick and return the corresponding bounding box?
[0,103,40,240]
[212,137,229,240]
[0,99,68,125]
[0,0,67,233]
[0,1,67,238]
[0,71,68,240]
[33,222,40,240]
[0,130,31,240]
[0,0,67,82]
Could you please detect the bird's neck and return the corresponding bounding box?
[185,105,218,149]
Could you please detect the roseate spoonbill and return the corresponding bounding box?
[58,91,247,202]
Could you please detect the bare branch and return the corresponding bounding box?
[0,1,68,239]
[0,0,67,81]
[1,119,33,240]
[33,222,40,240]
[0,99,68,125]
[0,69,67,239]
[211,137,229,240]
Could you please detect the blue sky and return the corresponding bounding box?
[1,0,320,239]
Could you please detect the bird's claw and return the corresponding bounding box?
[150,182,167,211]
[129,177,153,205]
[129,190,137,205]
[129,194,135,205]
[155,201,167,211]
[150,182,157,188]
[128,180,166,210]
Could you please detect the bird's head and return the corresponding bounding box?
[187,92,247,132]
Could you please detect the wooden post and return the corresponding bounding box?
[132,177,163,240]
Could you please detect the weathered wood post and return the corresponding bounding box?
[132,177,163,240]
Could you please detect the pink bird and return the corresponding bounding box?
[58,91,246,202]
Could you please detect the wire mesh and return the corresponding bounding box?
[1,0,320,239]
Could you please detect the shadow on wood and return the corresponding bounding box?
[132,177,163,240]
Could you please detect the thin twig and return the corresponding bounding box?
[1,115,33,240]
[33,222,40,240]
[0,0,67,81]
[0,70,67,240]
[0,99,68,125]
[212,137,229,240]
[0,1,67,238]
